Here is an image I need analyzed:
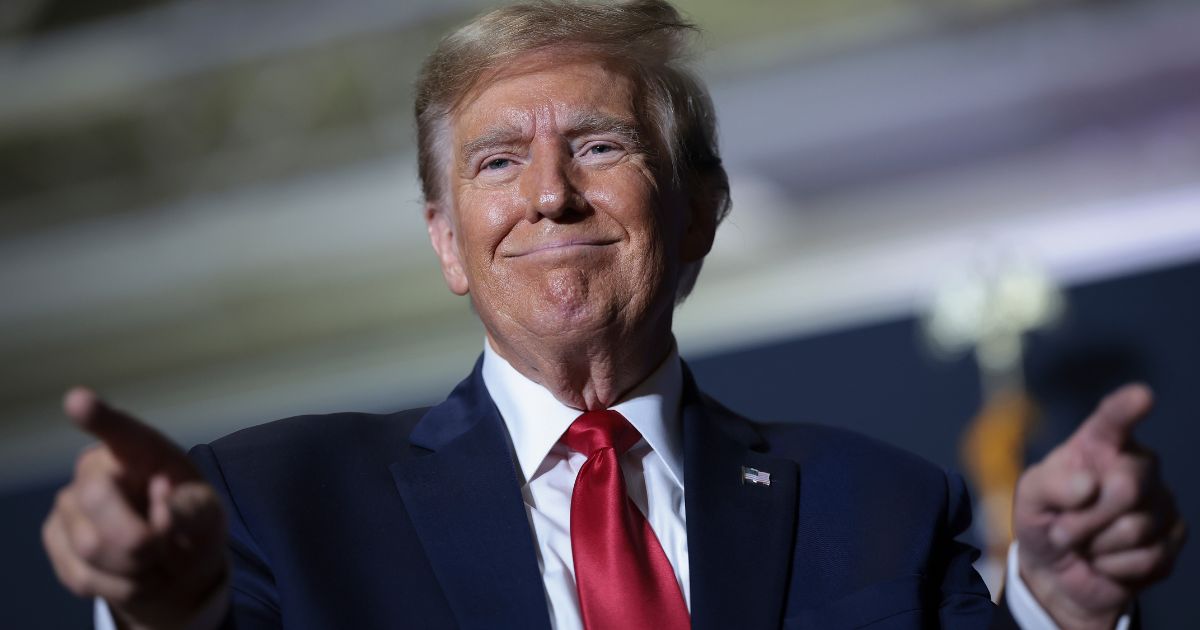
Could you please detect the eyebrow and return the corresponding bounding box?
[459,122,527,171]
[458,112,645,170]
[563,112,644,148]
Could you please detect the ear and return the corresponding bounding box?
[679,186,718,264]
[425,202,470,296]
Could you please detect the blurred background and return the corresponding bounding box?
[2,0,1198,626]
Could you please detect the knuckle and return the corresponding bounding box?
[72,524,103,563]
[99,524,159,571]
[75,477,114,514]
[1016,465,1045,501]
[53,487,75,514]
[1142,544,1168,571]
[103,581,137,607]
[63,579,90,599]
[74,446,102,476]
[1125,513,1152,539]
[63,562,95,598]
[72,457,88,480]
[120,528,158,563]
[1014,472,1032,500]
[1018,463,1042,486]
[1104,473,1139,508]
[1108,515,1139,545]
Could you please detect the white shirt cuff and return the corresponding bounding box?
[1005,541,1131,630]
[94,598,117,630]
[93,573,230,630]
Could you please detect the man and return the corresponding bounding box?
[43,1,1185,629]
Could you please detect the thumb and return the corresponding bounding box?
[64,387,195,482]
[1072,383,1153,451]
[1016,445,1101,518]
[153,480,225,546]
[148,475,228,586]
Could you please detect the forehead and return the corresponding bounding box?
[452,54,639,139]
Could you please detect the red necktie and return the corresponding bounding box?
[563,410,690,630]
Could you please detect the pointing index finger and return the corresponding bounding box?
[63,387,189,481]
[1074,383,1154,451]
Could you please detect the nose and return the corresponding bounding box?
[521,145,584,222]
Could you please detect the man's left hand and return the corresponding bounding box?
[1013,383,1187,630]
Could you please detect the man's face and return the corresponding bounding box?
[426,54,707,348]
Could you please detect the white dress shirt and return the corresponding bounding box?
[481,340,690,630]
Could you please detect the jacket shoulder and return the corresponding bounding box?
[195,407,429,481]
[211,406,425,447]
[757,419,947,478]
[187,406,450,625]
[698,389,949,483]
[730,407,966,526]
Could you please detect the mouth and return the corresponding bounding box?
[503,238,619,258]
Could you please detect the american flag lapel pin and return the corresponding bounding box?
[741,466,771,487]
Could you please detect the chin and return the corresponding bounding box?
[529,294,615,337]
[482,266,665,341]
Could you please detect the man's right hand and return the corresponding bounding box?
[42,388,229,630]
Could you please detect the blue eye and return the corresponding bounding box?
[588,144,613,155]
[484,158,511,170]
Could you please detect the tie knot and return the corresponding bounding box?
[563,410,642,457]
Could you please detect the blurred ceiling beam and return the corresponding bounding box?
[3,1,1198,240]
[0,0,52,39]
[0,0,492,127]
[713,1,1200,195]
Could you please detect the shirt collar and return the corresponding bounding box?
[481,339,685,489]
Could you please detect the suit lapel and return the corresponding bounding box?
[390,359,552,630]
[682,367,800,630]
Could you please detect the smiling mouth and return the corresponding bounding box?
[504,239,619,258]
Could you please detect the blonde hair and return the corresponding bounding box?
[415,0,730,300]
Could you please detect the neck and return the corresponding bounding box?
[485,321,674,411]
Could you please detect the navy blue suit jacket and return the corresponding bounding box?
[190,359,1007,629]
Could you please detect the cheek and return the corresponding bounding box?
[584,169,664,237]
[456,189,523,259]
[585,179,672,297]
